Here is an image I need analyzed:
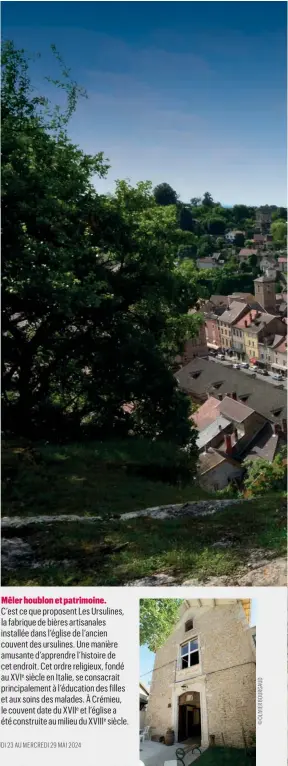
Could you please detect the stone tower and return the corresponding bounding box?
[254,274,276,312]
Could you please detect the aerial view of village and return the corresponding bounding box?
[2,1,287,591]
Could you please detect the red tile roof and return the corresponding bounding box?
[191,397,220,431]
[234,309,259,329]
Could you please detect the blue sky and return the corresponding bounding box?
[140,600,257,689]
[2,2,287,205]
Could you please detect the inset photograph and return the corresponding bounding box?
[140,598,256,765]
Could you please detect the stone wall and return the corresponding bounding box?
[146,602,255,747]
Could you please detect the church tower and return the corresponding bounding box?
[254,274,276,312]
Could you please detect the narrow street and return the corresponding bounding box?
[208,355,287,389]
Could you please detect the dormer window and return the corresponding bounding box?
[185,619,193,632]
[180,639,199,669]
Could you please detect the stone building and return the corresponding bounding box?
[254,274,277,313]
[146,599,256,749]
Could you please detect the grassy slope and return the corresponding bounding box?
[2,442,286,586]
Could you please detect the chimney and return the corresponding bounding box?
[232,392,237,400]
[282,418,287,435]
[224,434,233,455]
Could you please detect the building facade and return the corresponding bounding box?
[176,311,208,365]
[146,600,256,749]
[218,302,249,351]
[205,313,222,350]
[270,337,287,375]
[242,314,286,362]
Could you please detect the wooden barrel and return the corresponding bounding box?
[165,728,175,746]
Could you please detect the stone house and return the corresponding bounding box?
[197,449,243,491]
[196,257,220,269]
[146,600,256,749]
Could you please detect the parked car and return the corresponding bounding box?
[258,369,268,376]
[233,363,240,369]
[241,362,249,369]
[272,372,284,381]
[249,365,258,371]
[217,354,225,360]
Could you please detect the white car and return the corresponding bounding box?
[272,372,284,381]
[217,354,225,360]
[241,362,249,369]
[233,363,240,369]
[249,365,258,371]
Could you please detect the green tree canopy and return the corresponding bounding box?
[178,204,195,232]
[243,449,287,497]
[234,232,245,248]
[140,599,183,652]
[271,220,287,244]
[2,41,199,449]
[232,204,251,224]
[153,182,178,206]
[202,191,214,207]
[271,207,287,222]
[248,252,258,270]
[207,217,226,236]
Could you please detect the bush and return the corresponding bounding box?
[243,449,287,497]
